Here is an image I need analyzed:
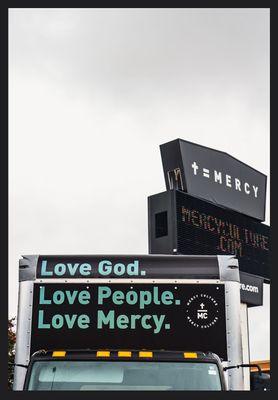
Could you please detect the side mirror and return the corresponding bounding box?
[250,372,270,391]
[223,363,271,391]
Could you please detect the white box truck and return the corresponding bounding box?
[13,254,266,391]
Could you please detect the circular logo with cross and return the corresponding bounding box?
[185,293,219,329]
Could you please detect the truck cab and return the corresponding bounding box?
[24,349,226,391]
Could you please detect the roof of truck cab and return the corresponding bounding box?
[30,349,223,363]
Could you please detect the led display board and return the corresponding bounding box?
[160,139,267,221]
[148,190,270,281]
[31,282,228,360]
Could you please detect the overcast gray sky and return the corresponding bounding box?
[9,8,269,360]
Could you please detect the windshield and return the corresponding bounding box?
[27,360,222,390]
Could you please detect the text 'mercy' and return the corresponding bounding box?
[191,162,259,198]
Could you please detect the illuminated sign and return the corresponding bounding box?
[31,283,227,359]
[160,139,267,221]
[148,190,270,280]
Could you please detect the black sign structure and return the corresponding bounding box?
[148,190,270,281]
[160,139,267,221]
[31,283,228,360]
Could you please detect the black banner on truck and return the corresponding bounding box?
[31,283,228,360]
[36,255,220,280]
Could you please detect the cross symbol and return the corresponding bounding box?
[200,303,205,309]
[191,161,199,175]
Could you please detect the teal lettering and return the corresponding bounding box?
[38,310,50,329]
[39,286,51,304]
[139,291,152,309]
[153,287,161,305]
[64,290,78,305]
[53,290,65,305]
[130,314,141,329]
[40,260,52,276]
[64,314,77,328]
[38,312,90,329]
[78,290,90,304]
[97,310,115,328]
[153,315,165,334]
[98,286,111,304]
[66,263,80,276]
[127,260,139,275]
[52,314,64,329]
[112,290,124,305]
[65,263,92,276]
[79,263,91,276]
[126,291,138,305]
[161,291,174,305]
[98,260,112,275]
[117,314,129,329]
[54,263,66,276]
[52,290,90,305]
[77,314,90,329]
[141,315,152,330]
[114,263,125,276]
